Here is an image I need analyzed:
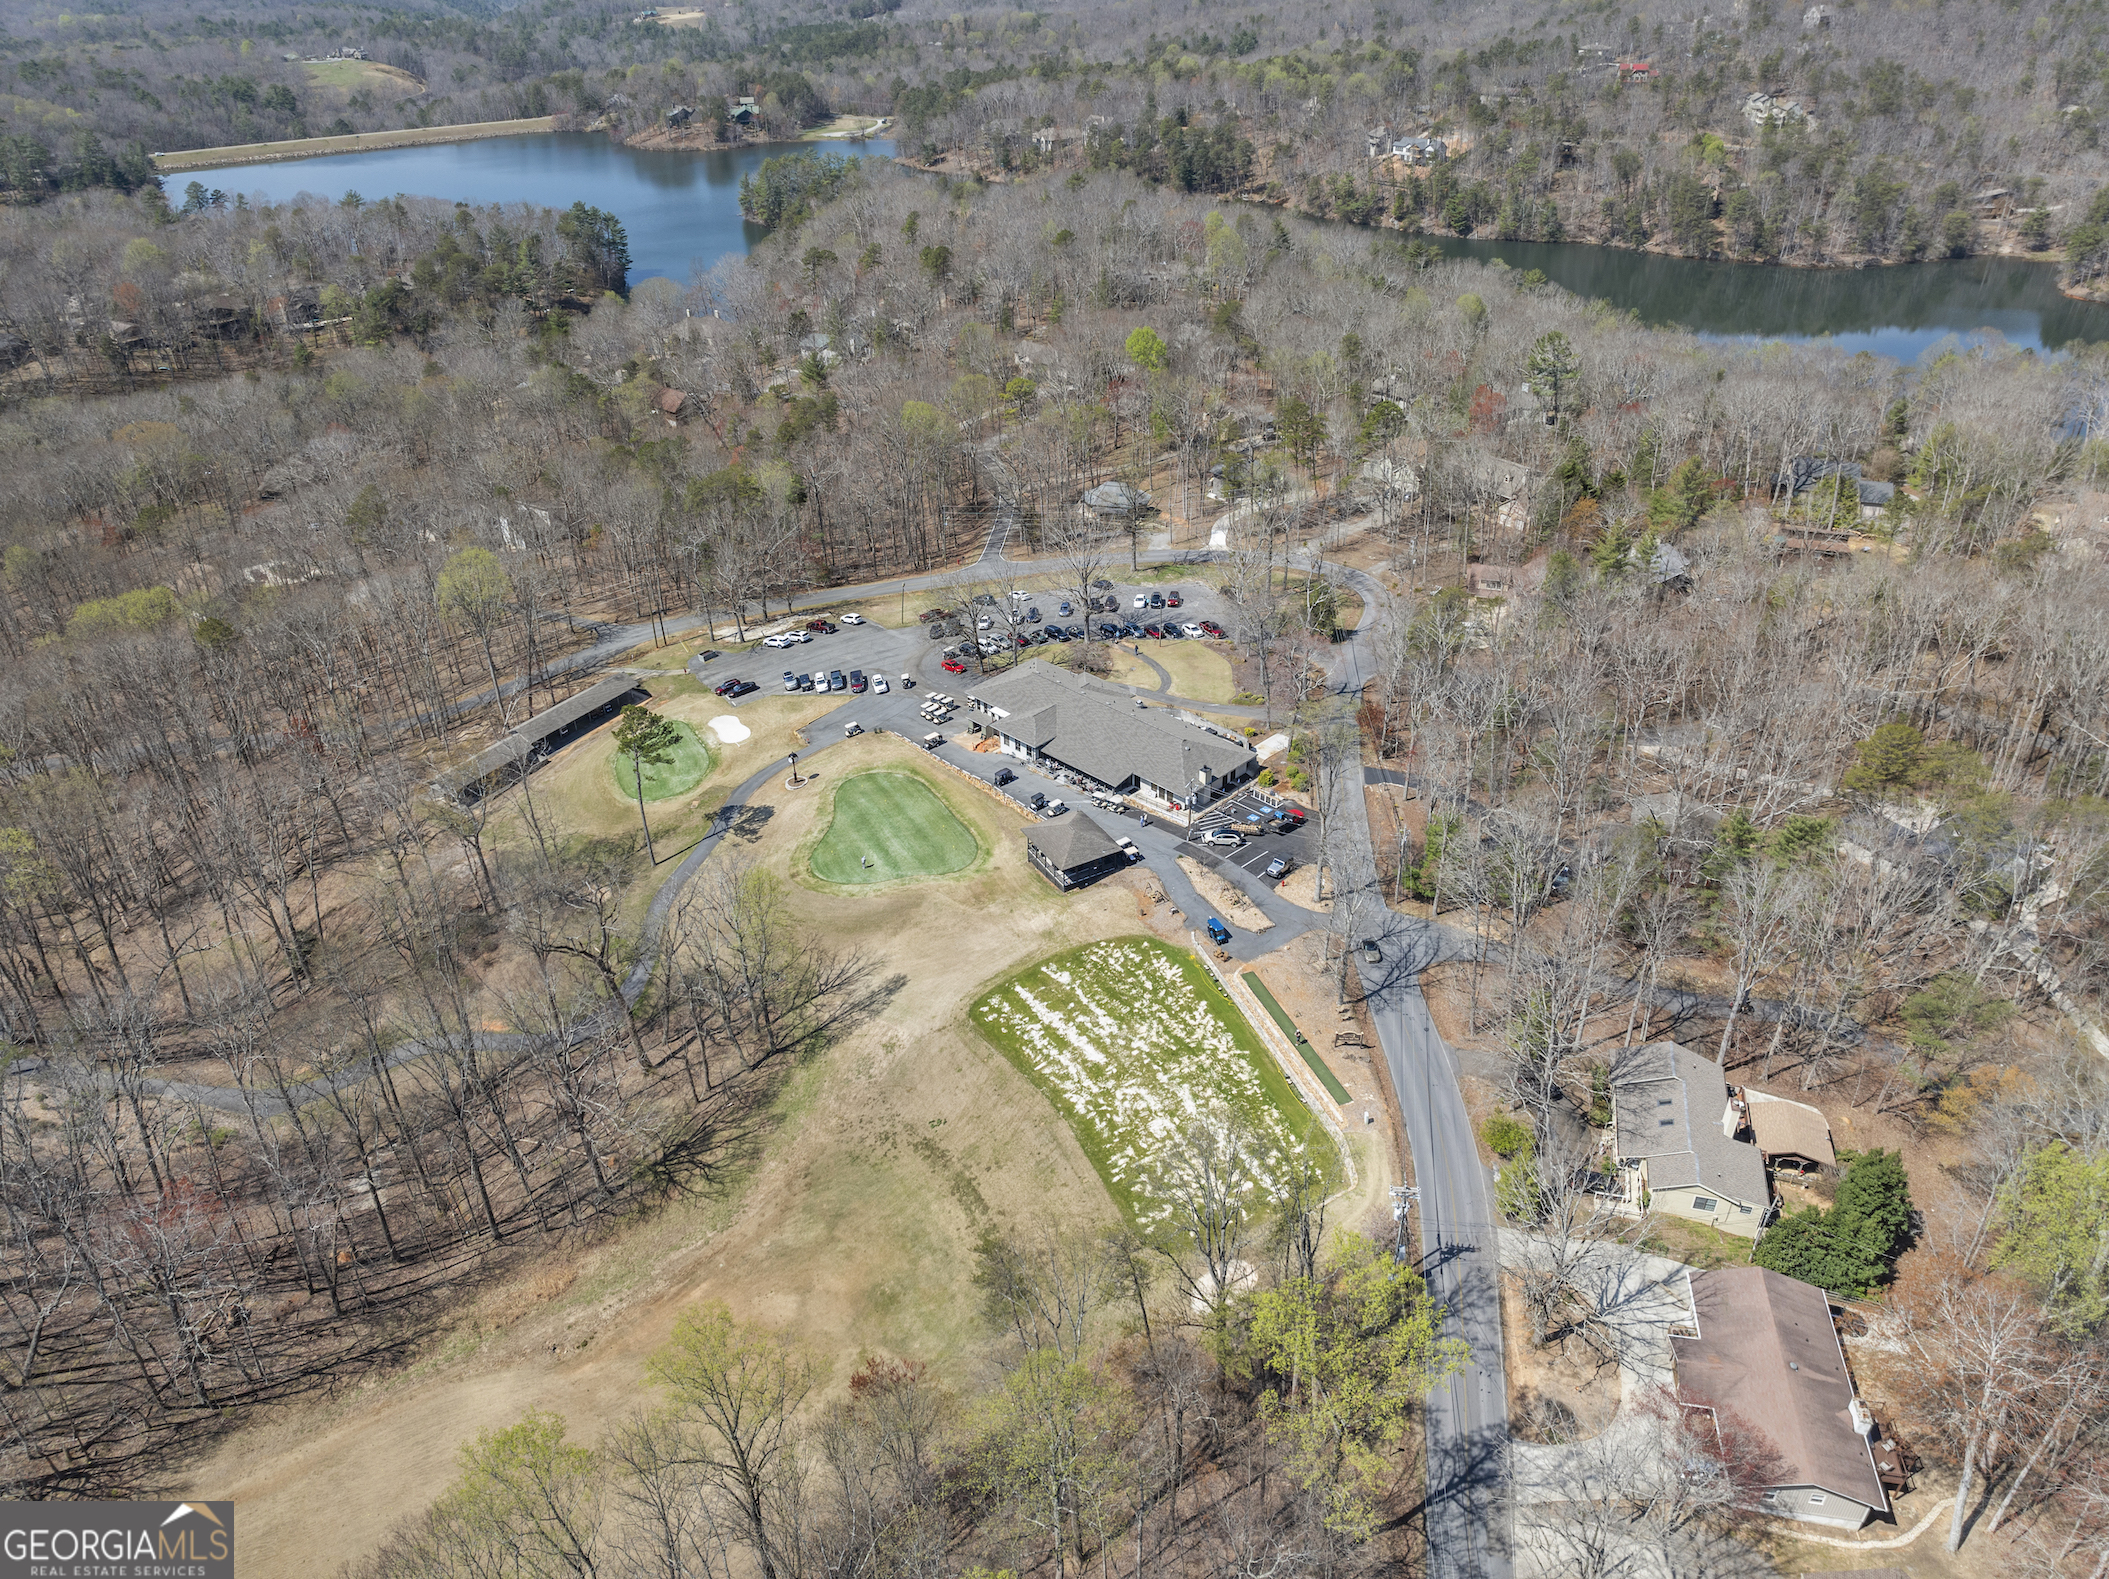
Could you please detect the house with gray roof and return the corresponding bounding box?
[1080,481,1151,520]
[1674,1266,1889,1528]
[969,664,1256,816]
[1023,812,1129,890]
[1610,1041,1770,1237]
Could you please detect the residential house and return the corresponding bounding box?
[1080,481,1152,520]
[1673,1266,1891,1529]
[652,387,698,421]
[667,105,693,128]
[1610,1041,1771,1235]
[728,95,758,125]
[1743,91,1816,130]
[1023,813,1130,890]
[969,664,1256,816]
[1781,457,1894,520]
[1734,1090,1837,1174]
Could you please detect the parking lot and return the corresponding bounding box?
[701,616,919,705]
[907,576,1237,670]
[1182,786,1317,883]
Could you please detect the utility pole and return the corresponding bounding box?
[1391,1184,1420,1260]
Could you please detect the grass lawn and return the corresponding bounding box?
[606,720,713,803]
[970,936,1320,1224]
[809,770,981,885]
[1641,1215,1758,1270]
[1154,643,1235,703]
[303,59,424,95]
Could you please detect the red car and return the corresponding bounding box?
[942,658,967,674]
[806,619,837,634]
[1200,620,1225,637]
[1166,592,1183,607]
[712,677,743,695]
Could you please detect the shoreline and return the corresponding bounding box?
[153,117,560,174]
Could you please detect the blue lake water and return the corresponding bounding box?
[181,132,897,288]
[180,131,2109,359]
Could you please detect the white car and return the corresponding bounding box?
[762,633,794,648]
[1196,828,1245,848]
[977,616,993,629]
[1181,622,1205,638]
[1008,589,1031,601]
[871,677,890,694]
[1133,593,1148,608]
[841,612,866,625]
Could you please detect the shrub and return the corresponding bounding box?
[1752,1147,1913,1296]
[1480,1112,1533,1159]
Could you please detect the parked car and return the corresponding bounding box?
[799,673,816,691]
[918,607,946,622]
[973,593,997,606]
[729,680,760,698]
[930,625,951,640]
[762,633,795,649]
[1014,634,1031,648]
[1280,806,1307,828]
[1142,624,1164,639]
[841,612,866,625]
[696,649,721,662]
[1166,592,1183,607]
[1161,624,1184,639]
[872,677,891,694]
[1025,608,1041,623]
[1115,836,1141,863]
[1200,620,1224,637]
[1009,589,1031,601]
[1093,578,1114,590]
[713,677,743,696]
[850,669,867,692]
[993,768,1017,787]
[805,619,830,632]
[1133,594,1149,609]
[1181,622,1205,638]
[1057,601,1072,616]
[1362,940,1382,964]
[1264,856,1291,880]
[1196,829,1244,849]
[1205,917,1232,945]
[1148,592,1166,609]
[942,658,967,674]
[828,670,847,691]
[782,670,798,691]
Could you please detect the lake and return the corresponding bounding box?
[181,131,2109,358]
[180,132,898,289]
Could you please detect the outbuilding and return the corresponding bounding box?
[1024,813,1130,890]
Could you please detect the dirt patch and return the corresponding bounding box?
[1273,861,1328,911]
[163,733,1143,1576]
[1176,854,1272,931]
[1500,1272,1621,1444]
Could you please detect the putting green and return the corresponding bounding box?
[607,720,714,802]
[810,770,980,885]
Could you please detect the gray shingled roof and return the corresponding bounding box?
[1028,812,1123,871]
[1611,1041,1769,1205]
[442,676,641,794]
[1675,1267,1888,1512]
[1081,481,1150,513]
[974,665,1251,796]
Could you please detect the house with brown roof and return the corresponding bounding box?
[1736,1090,1837,1175]
[1673,1266,1890,1529]
[1610,1042,1770,1237]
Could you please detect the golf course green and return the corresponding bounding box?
[810,770,980,885]
[606,720,714,802]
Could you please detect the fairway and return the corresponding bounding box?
[810,770,979,885]
[606,720,713,802]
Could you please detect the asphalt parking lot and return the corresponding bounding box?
[707,617,918,704]
[1184,786,1317,881]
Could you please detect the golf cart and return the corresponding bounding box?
[842,721,864,738]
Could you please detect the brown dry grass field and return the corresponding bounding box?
[164,733,1149,1573]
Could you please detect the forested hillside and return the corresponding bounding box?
[12,0,2109,269]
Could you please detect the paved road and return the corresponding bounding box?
[1316,565,1514,1579]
